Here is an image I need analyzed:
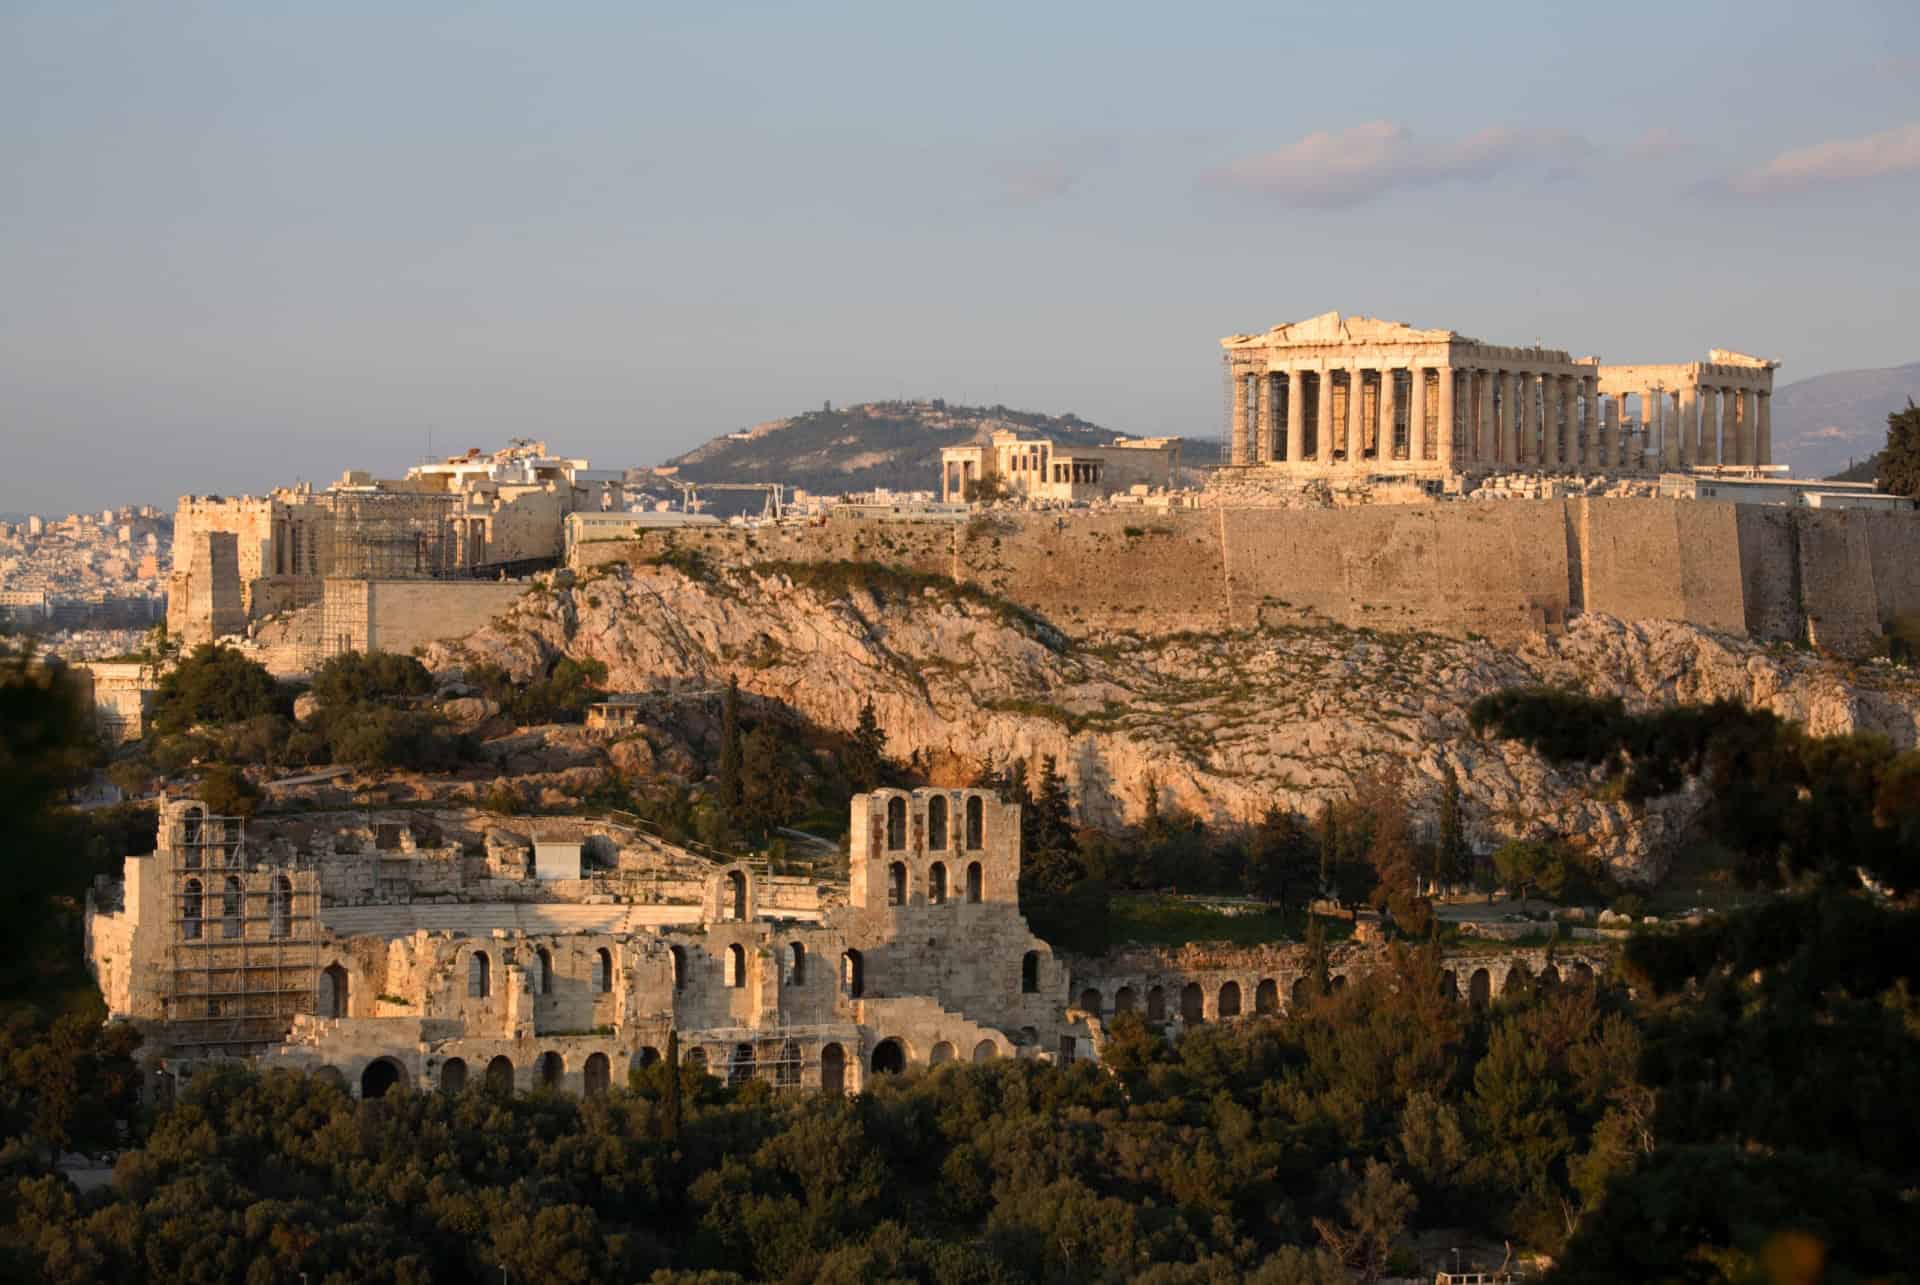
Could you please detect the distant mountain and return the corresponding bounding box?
[1773,361,1920,480]
[659,400,1125,497]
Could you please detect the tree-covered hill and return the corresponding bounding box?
[659,400,1124,496]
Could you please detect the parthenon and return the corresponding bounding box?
[1222,312,1778,478]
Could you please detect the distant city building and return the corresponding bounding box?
[939,431,1183,504]
[1671,476,1914,511]
[0,588,50,625]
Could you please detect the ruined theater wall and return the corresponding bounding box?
[322,579,527,656]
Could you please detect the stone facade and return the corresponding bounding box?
[1222,312,1776,479]
[940,431,1182,504]
[86,794,1612,1100]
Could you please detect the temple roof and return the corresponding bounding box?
[1221,310,1471,349]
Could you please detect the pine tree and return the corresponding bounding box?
[1032,755,1073,856]
[1880,400,1920,498]
[717,675,742,824]
[971,749,1003,793]
[1437,762,1471,892]
[1142,775,1165,845]
[847,698,888,792]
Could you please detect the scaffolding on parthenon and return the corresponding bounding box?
[162,808,322,1054]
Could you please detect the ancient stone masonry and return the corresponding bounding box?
[86,794,1612,1099]
[1222,312,1777,480]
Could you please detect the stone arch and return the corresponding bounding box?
[182,878,203,940]
[871,1038,907,1075]
[469,950,491,999]
[321,962,349,1018]
[1019,1025,1039,1047]
[1114,986,1137,1015]
[670,945,687,990]
[821,1042,846,1093]
[928,861,948,904]
[1291,976,1310,1009]
[439,1057,468,1094]
[1021,950,1041,994]
[777,1039,802,1087]
[929,1040,956,1065]
[534,946,554,995]
[965,796,984,849]
[486,1055,515,1093]
[1146,985,1166,1021]
[635,1046,661,1071]
[269,876,292,939]
[1255,978,1278,1014]
[1441,970,1459,1000]
[1503,962,1532,998]
[1539,962,1561,990]
[726,869,747,921]
[886,796,907,850]
[725,943,746,988]
[686,1046,709,1074]
[1469,968,1491,1009]
[1570,961,1595,987]
[595,947,613,993]
[928,795,949,850]
[583,1052,610,1097]
[788,941,806,985]
[842,948,864,997]
[971,1039,998,1062]
[728,1041,756,1086]
[537,1051,564,1088]
[1180,982,1204,1023]
[1331,974,1348,991]
[312,1065,346,1092]
[360,1057,406,1099]
[965,861,983,903]
[888,861,908,906]
[1219,980,1242,1018]
[1078,987,1102,1015]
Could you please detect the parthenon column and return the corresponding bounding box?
[1601,395,1619,468]
[1672,386,1692,469]
[1230,372,1250,466]
[1380,367,1399,462]
[1699,386,1719,466]
[1477,370,1494,465]
[1346,364,1365,468]
[1254,373,1272,464]
[1757,391,1771,466]
[1491,371,1510,465]
[1739,389,1757,466]
[1316,367,1334,464]
[1436,366,1456,470]
[1721,387,1737,467]
[1285,369,1305,464]
[1514,372,1534,467]
[1579,377,1598,470]
[1408,368,1427,463]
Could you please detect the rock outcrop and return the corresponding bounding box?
[426,564,1920,885]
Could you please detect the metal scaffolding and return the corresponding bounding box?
[163,808,322,1054]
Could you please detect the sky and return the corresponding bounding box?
[3,0,1918,514]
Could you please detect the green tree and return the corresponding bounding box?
[739,725,796,834]
[1029,755,1073,858]
[846,698,887,793]
[1436,762,1472,890]
[310,650,432,709]
[197,763,260,819]
[1878,399,1920,498]
[717,675,743,827]
[1492,839,1566,903]
[151,643,285,734]
[1245,805,1316,906]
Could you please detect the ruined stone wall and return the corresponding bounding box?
[321,578,527,656]
[573,501,1920,656]
[168,531,245,643]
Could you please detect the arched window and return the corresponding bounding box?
[670,945,687,991]
[887,861,907,906]
[1255,979,1278,1014]
[269,876,292,940]
[1181,982,1204,1023]
[320,962,349,1018]
[726,943,746,989]
[1218,980,1242,1018]
[182,878,203,940]
[821,1042,846,1094]
[538,1051,563,1088]
[726,870,747,921]
[486,1055,514,1093]
[972,1039,998,1062]
[469,951,491,999]
[1114,986,1136,1014]
[871,1038,906,1075]
[965,796,984,849]
[686,1046,708,1074]
[583,1052,610,1097]
[930,1041,955,1065]
[439,1057,468,1095]
[927,796,948,850]
[965,861,983,903]
[886,796,907,850]
[788,942,806,985]
[728,1042,756,1086]
[222,876,243,939]
[1146,985,1166,1021]
[594,947,613,994]
[534,947,553,995]
[841,949,864,998]
[777,1039,801,1087]
[1021,950,1040,994]
[181,806,204,851]
[928,862,947,905]
[1079,987,1101,1014]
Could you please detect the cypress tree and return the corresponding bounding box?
[717,675,742,824]
[663,1028,682,1141]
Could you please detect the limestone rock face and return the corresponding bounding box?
[428,565,1920,886]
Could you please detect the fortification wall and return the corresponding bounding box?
[571,502,1920,655]
[321,579,528,656]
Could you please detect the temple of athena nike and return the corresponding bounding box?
[1222,312,1778,478]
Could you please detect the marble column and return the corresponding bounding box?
[1409,368,1427,463]
[1671,387,1691,469]
[1697,386,1717,466]
[1578,378,1597,470]
[1316,368,1334,464]
[1601,396,1619,468]
[1478,370,1494,465]
[1436,366,1456,470]
[1720,387,1736,467]
[1517,373,1538,467]
[1757,391,1771,466]
[1253,374,1272,464]
[1381,367,1399,462]
[1285,369,1305,464]
[1492,371,1510,465]
[1740,388,1758,466]
[1230,372,1250,465]
[1346,364,1365,467]
[1559,376,1577,472]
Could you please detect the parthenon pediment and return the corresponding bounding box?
[1708,348,1781,369]
[1221,310,1466,349]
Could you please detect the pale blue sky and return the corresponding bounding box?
[4,0,1918,512]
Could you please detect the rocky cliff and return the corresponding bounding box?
[428,562,1920,885]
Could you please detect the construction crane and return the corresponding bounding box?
[664,481,786,520]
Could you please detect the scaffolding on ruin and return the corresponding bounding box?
[708,1025,844,1094]
[163,809,322,1054]
[287,491,463,668]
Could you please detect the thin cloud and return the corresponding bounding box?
[991,158,1081,206]
[1730,122,1920,194]
[1629,126,1696,157]
[1202,120,1591,209]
